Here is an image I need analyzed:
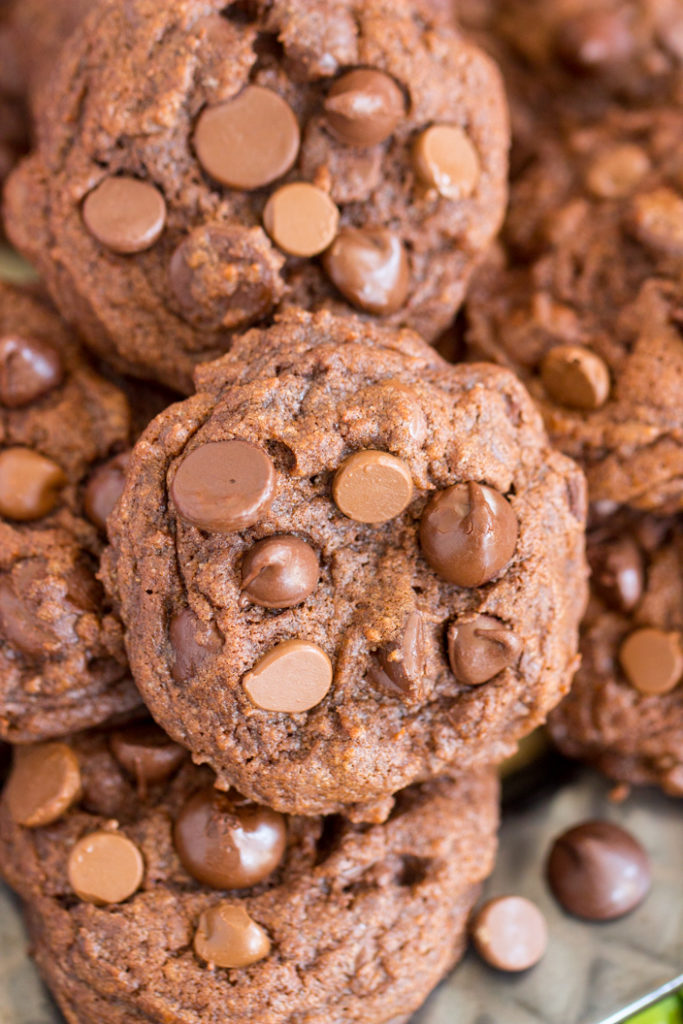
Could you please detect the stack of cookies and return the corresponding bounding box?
[0,0,677,1021]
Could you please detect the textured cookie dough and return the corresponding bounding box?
[104,308,588,819]
[550,511,683,797]
[467,103,683,513]
[0,726,499,1024]
[0,283,141,742]
[5,0,509,392]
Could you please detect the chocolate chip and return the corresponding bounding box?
[241,535,319,609]
[448,615,520,685]
[83,452,130,532]
[263,183,339,258]
[413,125,480,199]
[169,224,285,330]
[194,86,300,190]
[471,896,548,972]
[194,903,271,968]
[541,345,611,411]
[547,821,651,920]
[0,447,66,521]
[171,440,276,533]
[169,608,223,683]
[629,188,683,256]
[323,228,409,315]
[555,10,635,72]
[174,787,286,889]
[68,830,144,905]
[0,334,63,408]
[585,144,651,199]
[243,639,333,713]
[324,68,405,148]
[0,566,56,657]
[110,722,186,786]
[420,482,518,587]
[619,627,683,696]
[332,450,413,524]
[590,535,644,613]
[6,743,81,827]
[368,610,428,703]
[82,176,167,254]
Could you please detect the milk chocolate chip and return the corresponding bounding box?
[541,345,611,411]
[170,608,223,683]
[413,125,480,199]
[194,87,300,190]
[420,482,518,587]
[68,830,144,905]
[547,821,651,920]
[243,639,333,713]
[368,610,428,703]
[194,904,271,968]
[6,743,81,827]
[174,787,286,889]
[324,69,405,147]
[0,334,63,408]
[590,535,644,613]
[586,144,651,199]
[555,10,635,72]
[171,440,276,533]
[0,447,66,521]
[83,176,167,254]
[241,536,319,609]
[333,450,413,524]
[323,228,409,315]
[630,188,683,256]
[448,615,520,685]
[471,896,547,972]
[110,722,186,786]
[263,183,339,258]
[84,452,130,532]
[619,628,683,696]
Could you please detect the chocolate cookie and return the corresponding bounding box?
[0,283,141,742]
[5,0,509,392]
[0,726,499,1024]
[467,103,683,513]
[103,308,588,819]
[550,511,683,797]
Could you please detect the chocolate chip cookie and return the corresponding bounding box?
[0,283,141,742]
[103,308,588,820]
[5,0,509,392]
[550,511,683,797]
[467,103,683,513]
[0,726,499,1024]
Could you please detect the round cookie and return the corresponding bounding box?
[103,308,588,819]
[467,103,683,513]
[4,0,509,392]
[550,511,683,797]
[0,726,499,1024]
[0,282,141,742]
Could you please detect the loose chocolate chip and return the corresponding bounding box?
[241,535,319,609]
[585,144,651,199]
[420,482,518,587]
[171,440,276,533]
[263,183,340,258]
[324,68,405,147]
[110,722,186,786]
[6,743,81,827]
[0,447,66,521]
[82,176,167,254]
[169,608,223,683]
[448,615,520,685]
[555,10,634,72]
[619,627,683,696]
[590,536,644,613]
[471,896,548,972]
[243,639,333,713]
[323,228,409,315]
[413,125,480,199]
[83,452,130,532]
[541,345,611,411]
[194,86,300,190]
[174,787,286,889]
[547,820,651,920]
[630,188,683,256]
[0,334,63,408]
[368,610,428,703]
[68,830,144,905]
[332,450,413,524]
[194,903,271,968]
[169,224,284,330]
